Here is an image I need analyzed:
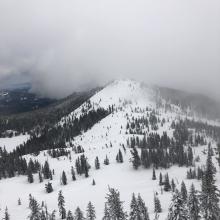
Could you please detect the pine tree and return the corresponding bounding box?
[105,187,127,220]
[137,194,150,220]
[102,203,111,220]
[95,157,100,170]
[67,210,74,220]
[159,173,163,186]
[58,190,66,219]
[129,193,141,220]
[164,173,171,192]
[200,145,220,220]
[18,198,21,205]
[130,147,141,169]
[171,179,176,192]
[39,171,43,183]
[49,210,56,220]
[152,168,156,180]
[45,182,53,193]
[61,171,67,185]
[154,195,162,213]
[181,181,188,202]
[28,197,41,220]
[116,150,123,163]
[74,207,85,220]
[85,164,89,178]
[71,166,76,181]
[92,179,96,186]
[167,189,188,220]
[43,161,50,179]
[3,207,10,220]
[104,155,110,165]
[188,184,200,220]
[27,168,34,183]
[86,201,96,220]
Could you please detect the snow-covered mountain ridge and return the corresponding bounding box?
[0,79,220,219]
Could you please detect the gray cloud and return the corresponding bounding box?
[0,0,220,99]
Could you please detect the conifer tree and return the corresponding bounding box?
[137,194,150,220]
[71,166,76,181]
[28,197,41,220]
[200,145,220,220]
[154,195,162,213]
[92,179,96,186]
[164,173,171,192]
[159,173,163,186]
[188,184,200,220]
[167,189,188,220]
[95,157,100,170]
[74,207,85,220]
[43,161,50,179]
[86,201,96,220]
[130,147,141,169]
[39,171,43,183]
[27,168,34,183]
[181,181,188,202]
[61,171,67,185]
[116,150,123,163]
[18,198,21,206]
[102,203,111,220]
[152,168,156,180]
[45,182,53,193]
[104,155,110,165]
[129,193,141,220]
[105,187,127,220]
[67,210,74,220]
[171,179,176,192]
[3,207,10,220]
[58,190,66,219]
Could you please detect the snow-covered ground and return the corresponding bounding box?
[0,134,30,153]
[0,79,219,219]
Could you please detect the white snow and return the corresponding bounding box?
[0,134,30,152]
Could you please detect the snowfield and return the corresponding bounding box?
[0,134,30,153]
[0,79,220,220]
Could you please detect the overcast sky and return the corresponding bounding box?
[0,0,220,99]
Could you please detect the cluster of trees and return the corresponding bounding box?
[126,110,160,135]
[0,108,110,180]
[167,146,220,220]
[25,187,153,220]
[14,108,110,156]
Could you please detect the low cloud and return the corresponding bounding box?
[0,0,220,99]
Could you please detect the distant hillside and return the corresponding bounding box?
[156,86,220,120]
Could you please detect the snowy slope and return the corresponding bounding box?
[0,79,220,220]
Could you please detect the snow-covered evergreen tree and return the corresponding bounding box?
[130,147,141,169]
[167,189,189,220]
[154,194,162,213]
[3,207,10,220]
[86,201,96,220]
[74,207,85,220]
[67,210,74,220]
[200,145,220,220]
[137,194,150,220]
[58,190,66,219]
[105,187,127,220]
[180,181,188,202]
[129,193,141,220]
[102,203,111,220]
[188,184,200,220]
